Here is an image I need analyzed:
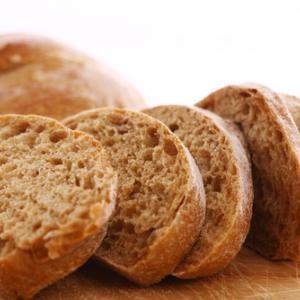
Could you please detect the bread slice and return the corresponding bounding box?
[63,108,206,285]
[143,105,253,278]
[197,84,300,260]
[0,34,145,120]
[0,115,117,299]
[280,94,300,131]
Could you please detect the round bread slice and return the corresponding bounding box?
[63,108,206,285]
[144,105,253,278]
[197,84,300,260]
[0,34,145,120]
[0,115,117,299]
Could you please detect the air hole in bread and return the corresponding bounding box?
[164,139,178,156]
[51,158,63,166]
[108,129,115,136]
[0,158,8,166]
[169,123,179,132]
[49,130,68,143]
[212,176,221,192]
[35,125,45,133]
[146,127,160,147]
[15,122,30,134]
[239,91,252,98]
[151,182,165,195]
[104,138,115,147]
[83,174,95,189]
[78,161,85,168]
[75,176,80,187]
[143,149,153,161]
[32,170,39,177]
[129,180,141,196]
[65,160,72,171]
[155,164,163,172]
[117,127,129,135]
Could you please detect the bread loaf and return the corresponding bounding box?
[63,108,206,285]
[197,84,300,260]
[0,115,117,299]
[0,34,145,120]
[144,105,253,278]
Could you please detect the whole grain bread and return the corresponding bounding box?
[63,108,206,285]
[144,105,253,278]
[197,84,300,260]
[0,115,117,299]
[0,34,145,120]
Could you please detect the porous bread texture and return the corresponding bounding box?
[63,108,206,285]
[144,105,253,278]
[0,114,117,299]
[280,94,300,131]
[197,84,300,260]
[0,34,145,120]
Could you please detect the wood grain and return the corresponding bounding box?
[33,248,300,300]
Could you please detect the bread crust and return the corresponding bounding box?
[197,84,300,260]
[0,228,106,300]
[0,34,145,120]
[280,94,300,131]
[63,108,206,285]
[0,115,117,299]
[144,105,253,278]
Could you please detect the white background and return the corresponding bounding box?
[1,0,300,106]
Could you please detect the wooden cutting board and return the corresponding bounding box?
[34,248,300,300]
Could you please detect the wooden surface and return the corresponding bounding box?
[33,247,300,300]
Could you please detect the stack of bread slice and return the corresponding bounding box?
[2,82,300,299]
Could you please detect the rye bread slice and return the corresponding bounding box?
[0,115,117,299]
[144,105,253,278]
[197,84,300,260]
[63,108,206,285]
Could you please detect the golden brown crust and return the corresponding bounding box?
[144,105,253,278]
[0,114,117,299]
[0,34,145,120]
[0,228,106,300]
[197,84,300,260]
[63,108,206,285]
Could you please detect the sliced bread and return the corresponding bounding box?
[197,84,300,260]
[63,108,206,285]
[144,105,253,278]
[0,115,117,299]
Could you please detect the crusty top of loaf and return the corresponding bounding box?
[0,114,116,262]
[0,34,145,119]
